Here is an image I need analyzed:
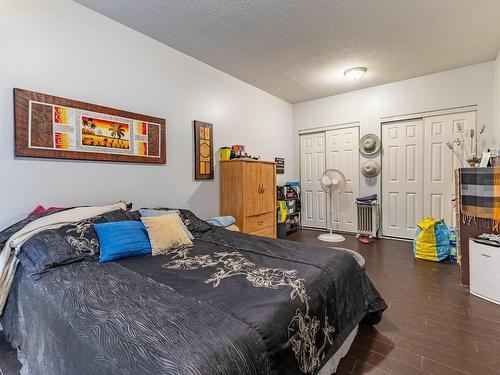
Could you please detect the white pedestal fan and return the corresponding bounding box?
[318,169,347,243]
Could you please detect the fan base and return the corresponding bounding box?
[318,233,345,242]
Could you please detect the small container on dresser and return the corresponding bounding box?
[469,238,500,305]
[220,159,276,238]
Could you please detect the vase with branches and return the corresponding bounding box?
[446,123,486,167]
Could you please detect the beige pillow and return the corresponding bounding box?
[141,213,193,256]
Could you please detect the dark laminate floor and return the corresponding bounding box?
[1,229,499,374]
[288,229,500,375]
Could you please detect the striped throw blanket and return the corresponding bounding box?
[460,167,500,230]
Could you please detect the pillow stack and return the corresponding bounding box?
[94,209,194,262]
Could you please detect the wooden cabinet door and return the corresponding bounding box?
[244,162,262,216]
[259,163,276,214]
[220,161,244,225]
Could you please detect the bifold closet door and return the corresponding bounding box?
[325,126,359,233]
[382,111,476,239]
[300,132,327,228]
[423,111,476,228]
[382,119,424,239]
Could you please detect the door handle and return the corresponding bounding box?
[258,184,262,194]
[262,184,265,194]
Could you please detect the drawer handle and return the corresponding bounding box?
[257,221,264,225]
[481,253,492,258]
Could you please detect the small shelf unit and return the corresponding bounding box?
[277,185,301,238]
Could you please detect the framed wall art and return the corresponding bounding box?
[14,88,166,164]
[194,120,214,180]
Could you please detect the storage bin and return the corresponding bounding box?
[469,239,500,305]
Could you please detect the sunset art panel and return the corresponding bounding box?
[15,89,166,164]
[81,116,130,150]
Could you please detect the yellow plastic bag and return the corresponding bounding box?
[277,201,287,223]
[413,217,450,261]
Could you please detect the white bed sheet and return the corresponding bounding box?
[317,325,358,375]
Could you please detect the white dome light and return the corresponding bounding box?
[344,67,367,80]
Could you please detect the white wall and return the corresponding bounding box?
[0,0,294,229]
[294,62,496,197]
[495,50,500,136]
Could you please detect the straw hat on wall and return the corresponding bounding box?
[361,160,381,178]
[359,134,381,156]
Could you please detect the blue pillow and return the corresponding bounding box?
[94,221,152,263]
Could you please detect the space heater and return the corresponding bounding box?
[356,201,380,238]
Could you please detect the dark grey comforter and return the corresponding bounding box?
[1,209,386,375]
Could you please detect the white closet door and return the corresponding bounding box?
[325,126,359,233]
[300,132,327,228]
[382,120,424,239]
[423,111,476,228]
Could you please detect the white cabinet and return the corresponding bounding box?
[469,239,500,305]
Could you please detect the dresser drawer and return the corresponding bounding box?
[249,225,275,239]
[245,212,275,233]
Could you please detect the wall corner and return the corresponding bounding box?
[495,50,500,147]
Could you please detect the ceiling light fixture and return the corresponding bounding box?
[344,67,367,80]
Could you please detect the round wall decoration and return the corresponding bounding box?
[359,133,381,156]
[361,160,381,178]
[200,143,211,158]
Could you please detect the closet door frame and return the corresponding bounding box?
[298,122,360,232]
[381,119,424,239]
[423,111,476,229]
[299,131,327,229]
[380,106,477,239]
[325,125,360,233]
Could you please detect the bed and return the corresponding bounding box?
[0,207,386,375]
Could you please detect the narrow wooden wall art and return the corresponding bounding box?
[14,88,166,164]
[194,120,214,180]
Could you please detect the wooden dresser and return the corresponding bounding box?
[220,159,276,238]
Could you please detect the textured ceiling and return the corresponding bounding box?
[75,0,500,103]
